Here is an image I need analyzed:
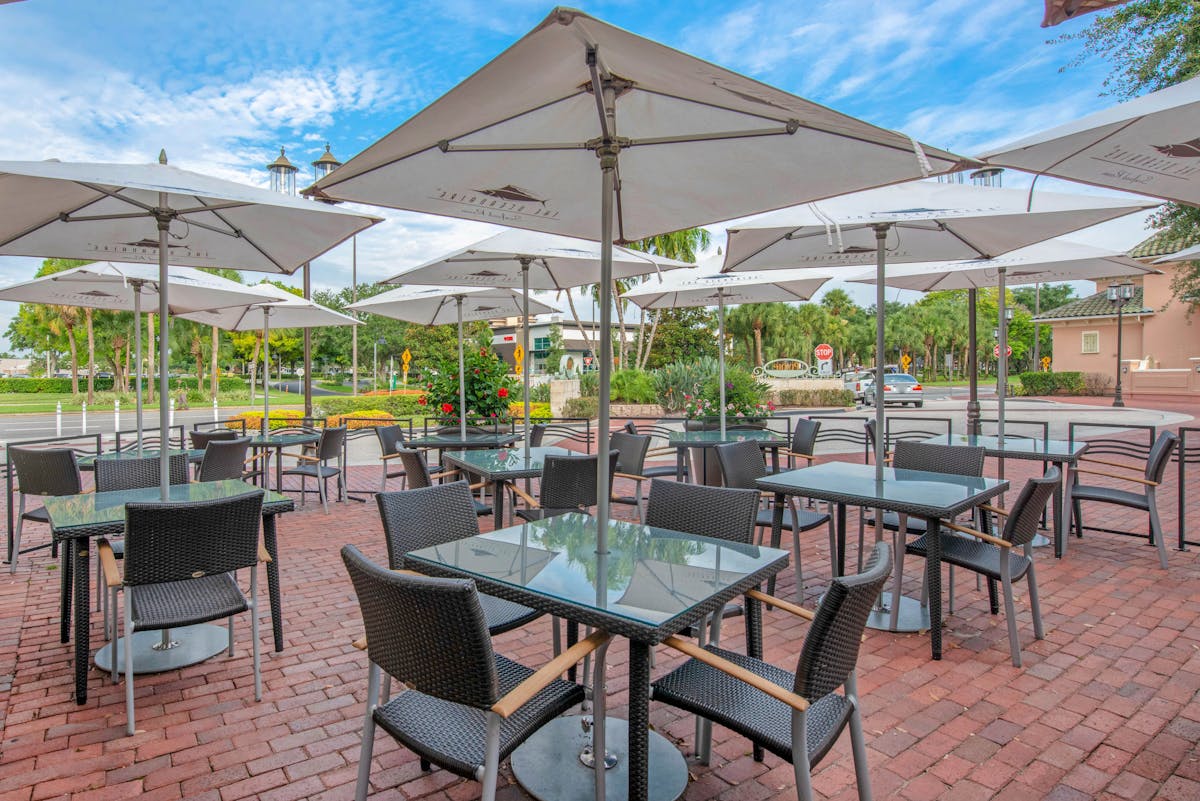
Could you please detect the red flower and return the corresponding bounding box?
[497,387,509,398]
[417,396,428,406]
[441,402,454,414]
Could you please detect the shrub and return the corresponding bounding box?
[529,382,552,403]
[776,388,855,407]
[1083,372,1113,396]
[509,401,552,421]
[169,376,247,391]
[225,409,305,432]
[579,371,599,397]
[652,357,719,413]
[360,388,423,396]
[563,396,598,419]
[327,410,396,429]
[315,395,425,419]
[696,368,772,418]
[609,369,657,404]
[1015,371,1085,396]
[420,347,515,421]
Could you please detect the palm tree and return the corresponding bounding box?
[47,305,80,394]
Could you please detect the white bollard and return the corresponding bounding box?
[114,399,120,438]
[169,397,175,428]
[212,396,218,422]
[81,402,87,434]
[56,402,62,437]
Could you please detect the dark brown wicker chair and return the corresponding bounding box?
[396,449,493,516]
[779,418,821,472]
[280,425,347,513]
[7,447,81,573]
[651,542,892,797]
[341,544,608,801]
[189,428,239,451]
[376,481,541,636]
[907,469,1059,666]
[510,451,619,521]
[715,440,833,601]
[1068,430,1177,569]
[97,491,268,735]
[196,437,266,483]
[610,432,651,521]
[375,425,408,493]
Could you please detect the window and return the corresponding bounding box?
[1082,331,1099,354]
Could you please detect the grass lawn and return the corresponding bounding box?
[316,382,355,393]
[0,391,308,415]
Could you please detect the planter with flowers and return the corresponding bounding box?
[418,346,517,424]
[683,369,774,430]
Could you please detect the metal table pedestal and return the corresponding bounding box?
[94,624,229,674]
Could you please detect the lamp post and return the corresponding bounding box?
[1108,281,1134,407]
[267,147,312,416]
[311,144,349,393]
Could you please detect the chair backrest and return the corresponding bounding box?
[794,541,891,701]
[9,447,82,497]
[864,419,877,455]
[376,481,481,569]
[197,437,252,482]
[790,418,821,456]
[529,423,548,447]
[342,544,498,709]
[622,421,638,435]
[714,440,767,490]
[316,426,347,461]
[375,425,407,457]
[190,429,239,450]
[539,451,618,510]
[1002,467,1061,547]
[95,452,190,492]
[610,432,650,476]
[122,491,264,587]
[396,450,434,489]
[645,479,759,545]
[1145,431,1178,484]
[892,441,985,477]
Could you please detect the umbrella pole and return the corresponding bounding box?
[457,296,466,440]
[873,224,888,482]
[157,193,171,499]
[997,268,1007,443]
[521,259,532,457]
[717,290,727,439]
[595,145,616,555]
[967,288,980,436]
[263,311,271,434]
[133,283,144,456]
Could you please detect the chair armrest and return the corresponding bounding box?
[942,519,1011,548]
[468,481,487,491]
[508,482,540,509]
[781,450,815,462]
[979,504,1009,517]
[614,472,647,483]
[1074,467,1158,487]
[646,446,676,457]
[258,542,272,563]
[1079,455,1142,471]
[243,452,271,467]
[352,636,367,651]
[492,630,612,718]
[281,451,321,463]
[428,469,462,482]
[660,635,809,712]
[380,452,406,461]
[745,589,815,621]
[96,539,122,589]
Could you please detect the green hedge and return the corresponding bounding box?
[1015,371,1084,396]
[314,394,426,419]
[775,388,855,407]
[0,376,248,393]
[563,396,599,419]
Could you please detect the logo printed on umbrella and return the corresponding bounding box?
[1093,143,1200,179]
[1152,138,1200,158]
[86,241,214,262]
[431,188,560,222]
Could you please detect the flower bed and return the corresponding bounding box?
[225,409,306,432]
[326,410,395,429]
[508,401,552,421]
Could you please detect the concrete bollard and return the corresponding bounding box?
[56,402,62,437]
[169,397,175,428]
[81,402,87,434]
[114,400,120,438]
[213,396,218,422]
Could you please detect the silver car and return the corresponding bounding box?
[879,373,924,407]
[842,370,873,403]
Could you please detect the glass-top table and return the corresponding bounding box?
[442,446,573,524]
[757,461,1008,659]
[407,512,789,801]
[247,432,321,493]
[45,479,295,704]
[667,428,787,485]
[77,448,205,470]
[408,432,520,450]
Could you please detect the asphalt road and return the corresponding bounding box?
[269,380,340,396]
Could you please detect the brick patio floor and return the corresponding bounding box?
[1,410,1199,801]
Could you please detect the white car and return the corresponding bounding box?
[843,370,873,403]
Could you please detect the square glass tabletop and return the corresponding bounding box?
[247,432,320,447]
[78,448,204,467]
[406,512,789,632]
[408,432,519,449]
[922,433,1088,461]
[442,446,574,481]
[757,461,1008,518]
[668,429,786,446]
[45,479,291,535]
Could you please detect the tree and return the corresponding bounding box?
[1012,284,1076,315]
[621,227,710,369]
[639,307,716,369]
[544,323,566,374]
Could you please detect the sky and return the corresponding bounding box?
[0,0,1165,353]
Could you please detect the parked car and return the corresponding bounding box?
[865,372,923,407]
[842,370,874,403]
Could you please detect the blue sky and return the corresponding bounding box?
[0,0,1161,351]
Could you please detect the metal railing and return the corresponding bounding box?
[4,432,104,562]
[1175,426,1200,551]
[113,425,186,452]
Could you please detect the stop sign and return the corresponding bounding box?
[814,343,834,361]
[993,344,1013,358]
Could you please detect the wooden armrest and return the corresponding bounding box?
[781,450,816,462]
[508,483,540,509]
[746,589,815,620]
[493,631,612,718]
[258,542,272,563]
[243,453,270,467]
[614,472,647,483]
[942,519,1011,548]
[428,469,461,482]
[380,452,406,461]
[661,635,809,712]
[282,451,320,462]
[96,539,122,589]
[646,446,676,457]
[468,481,487,491]
[1079,455,1141,471]
[352,636,367,651]
[979,504,1009,517]
[883,456,894,464]
[1074,467,1158,486]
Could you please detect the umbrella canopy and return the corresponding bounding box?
[308,6,975,557]
[980,76,1200,206]
[1155,243,1200,263]
[1041,0,1131,27]
[349,285,556,438]
[0,154,380,496]
[622,261,831,436]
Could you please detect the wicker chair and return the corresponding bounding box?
[97,491,268,735]
[94,452,190,492]
[651,542,892,796]
[528,423,547,447]
[396,449,493,516]
[625,420,688,481]
[376,481,542,636]
[374,425,408,493]
[189,428,239,450]
[7,447,81,573]
[907,469,1059,666]
[510,451,619,522]
[1069,430,1178,569]
[280,425,347,513]
[341,544,608,801]
[779,418,821,472]
[715,440,833,601]
[196,437,267,483]
[610,432,652,521]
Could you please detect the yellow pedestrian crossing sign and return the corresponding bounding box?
[514,344,525,363]
[401,348,412,366]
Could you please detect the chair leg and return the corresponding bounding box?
[1002,575,1022,668]
[355,662,381,801]
[987,578,999,615]
[1026,559,1045,642]
[124,604,136,735]
[857,510,865,574]
[948,563,956,615]
[1148,492,1168,569]
[788,499,803,601]
[846,673,874,801]
[379,464,387,494]
[251,566,261,701]
[319,472,329,514]
[10,495,23,573]
[228,615,235,657]
[1072,498,1083,538]
[479,713,503,801]
[791,710,814,801]
[299,475,306,507]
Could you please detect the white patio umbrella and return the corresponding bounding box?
[0,261,266,452]
[0,154,380,495]
[384,228,691,453]
[178,282,360,432]
[843,238,1161,439]
[347,285,556,438]
[981,75,1200,207]
[1041,0,1131,27]
[722,182,1158,475]
[622,260,831,437]
[1155,243,1200,263]
[309,8,974,567]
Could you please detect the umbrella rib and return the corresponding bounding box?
[191,196,290,272]
[0,192,128,249]
[931,222,996,260]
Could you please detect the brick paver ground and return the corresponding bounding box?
[1,406,1198,801]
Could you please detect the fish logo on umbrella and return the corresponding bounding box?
[474,185,547,204]
[1153,138,1200,158]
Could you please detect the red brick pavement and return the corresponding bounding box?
[1,419,1199,801]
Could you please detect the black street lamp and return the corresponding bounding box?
[1107,281,1135,407]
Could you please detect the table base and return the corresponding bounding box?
[511,717,687,801]
[865,593,930,633]
[1031,533,1051,549]
[94,624,228,674]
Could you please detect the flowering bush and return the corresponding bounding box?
[509,401,552,421]
[685,369,774,420]
[225,409,305,432]
[419,347,516,422]
[326,410,394,429]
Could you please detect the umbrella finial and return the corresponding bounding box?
[158,149,168,165]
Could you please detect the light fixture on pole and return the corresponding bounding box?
[310,144,348,395]
[1107,280,1135,407]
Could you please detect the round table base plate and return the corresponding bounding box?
[865,592,930,633]
[511,716,688,801]
[1031,533,1051,548]
[94,624,229,675]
